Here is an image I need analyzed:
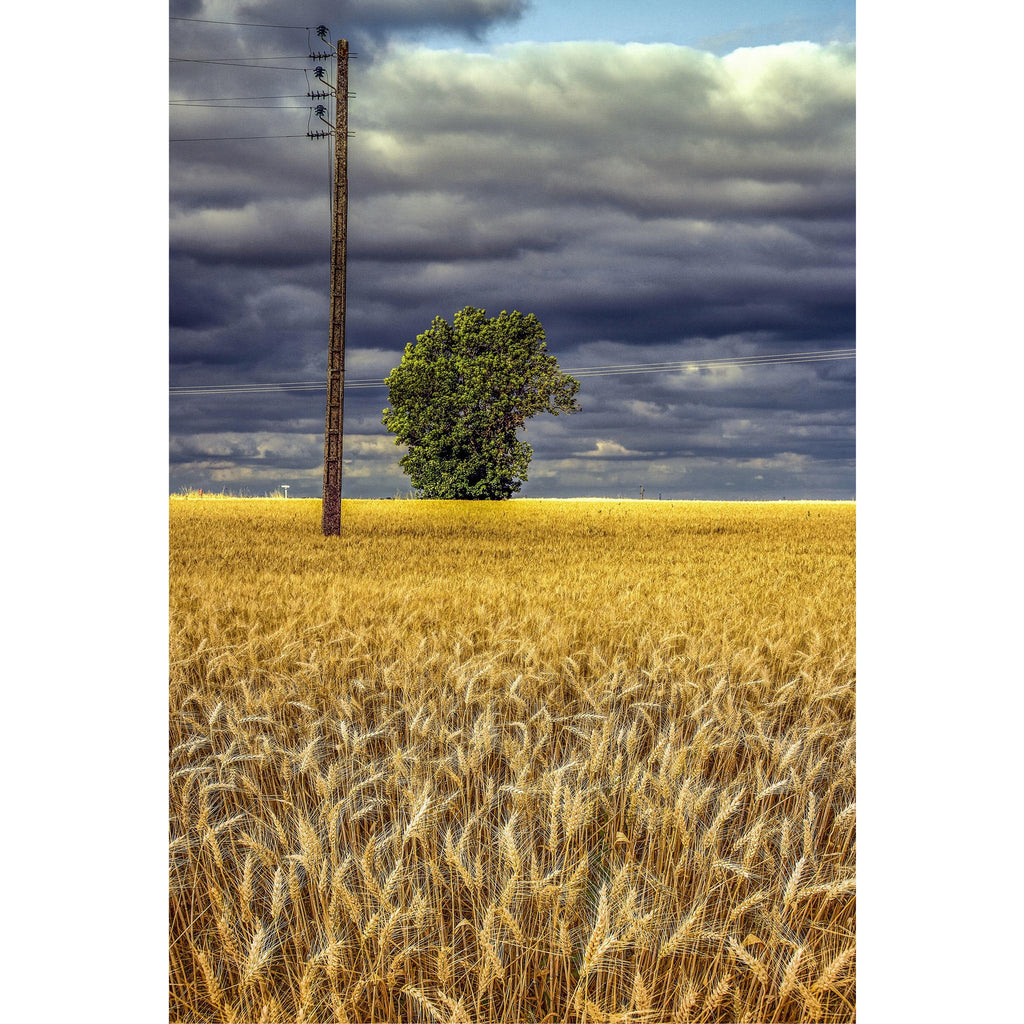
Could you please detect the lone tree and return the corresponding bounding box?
[382,307,581,498]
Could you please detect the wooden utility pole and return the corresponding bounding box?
[322,38,349,536]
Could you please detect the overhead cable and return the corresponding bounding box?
[170,134,310,142]
[169,350,856,397]
[170,16,313,29]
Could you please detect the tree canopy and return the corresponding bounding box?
[382,307,581,499]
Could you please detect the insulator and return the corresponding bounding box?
[316,25,329,39]
[313,66,326,79]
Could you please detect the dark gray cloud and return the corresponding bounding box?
[170,11,855,499]
[326,0,529,40]
[171,1,529,69]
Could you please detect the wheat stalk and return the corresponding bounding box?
[778,945,807,1002]
[169,499,856,1023]
[241,921,271,988]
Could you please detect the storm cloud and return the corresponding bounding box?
[170,3,855,498]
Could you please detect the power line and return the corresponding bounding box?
[170,58,318,70]
[170,134,311,142]
[168,26,341,142]
[169,94,309,101]
[170,16,313,30]
[171,103,312,109]
[171,54,331,61]
[169,350,855,389]
[563,349,855,373]
[574,353,854,377]
[167,349,854,389]
[169,351,856,396]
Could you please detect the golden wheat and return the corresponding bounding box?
[170,498,855,1022]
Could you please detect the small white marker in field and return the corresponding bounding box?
[281,485,290,498]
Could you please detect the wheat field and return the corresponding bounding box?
[169,498,855,1023]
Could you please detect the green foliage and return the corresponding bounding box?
[382,307,581,499]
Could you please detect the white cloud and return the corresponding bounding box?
[170,432,319,460]
[737,451,811,470]
[353,39,854,218]
[573,439,647,458]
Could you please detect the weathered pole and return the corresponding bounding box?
[322,39,348,536]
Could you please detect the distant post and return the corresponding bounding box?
[322,38,349,536]
[281,485,290,499]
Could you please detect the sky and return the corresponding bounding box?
[170,0,856,499]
